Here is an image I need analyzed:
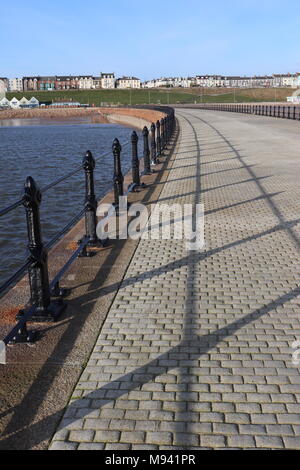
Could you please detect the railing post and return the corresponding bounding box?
[150,122,158,165]
[17,176,66,322]
[82,151,101,246]
[163,117,167,145]
[156,120,161,158]
[164,117,168,142]
[131,130,141,188]
[142,126,151,175]
[160,118,165,149]
[293,106,296,120]
[167,116,171,142]
[112,138,124,206]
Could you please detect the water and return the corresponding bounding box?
[0,117,143,289]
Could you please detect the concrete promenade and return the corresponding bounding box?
[50,109,300,450]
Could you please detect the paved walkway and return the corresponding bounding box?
[50,109,300,450]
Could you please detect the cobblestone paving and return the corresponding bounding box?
[50,109,300,449]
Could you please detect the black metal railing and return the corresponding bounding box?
[0,107,175,346]
[195,103,300,120]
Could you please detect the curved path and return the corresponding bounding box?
[50,109,300,450]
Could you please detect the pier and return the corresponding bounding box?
[1,106,300,450]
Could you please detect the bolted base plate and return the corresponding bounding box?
[87,239,106,248]
[77,237,108,257]
[16,300,67,323]
[8,326,38,345]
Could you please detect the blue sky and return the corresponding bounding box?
[1,0,299,80]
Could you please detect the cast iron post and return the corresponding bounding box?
[112,138,124,206]
[17,176,66,322]
[150,122,157,165]
[160,118,165,149]
[83,150,99,246]
[156,120,161,157]
[131,130,141,187]
[142,126,151,175]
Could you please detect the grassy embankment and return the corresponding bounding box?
[6,87,293,105]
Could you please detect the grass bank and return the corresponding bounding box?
[6,87,293,104]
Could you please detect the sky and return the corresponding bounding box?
[1,0,300,80]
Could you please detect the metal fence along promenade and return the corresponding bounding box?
[0,107,175,350]
[196,103,300,120]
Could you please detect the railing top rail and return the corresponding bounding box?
[0,198,23,218]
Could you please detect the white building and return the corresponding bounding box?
[28,97,39,108]
[8,78,23,92]
[281,73,299,87]
[100,73,115,89]
[116,77,141,88]
[10,97,20,109]
[0,97,10,108]
[92,77,101,89]
[19,97,29,107]
[78,76,94,89]
[0,79,7,100]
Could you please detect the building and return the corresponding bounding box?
[92,76,101,89]
[8,78,23,92]
[0,78,8,100]
[19,97,29,108]
[38,76,56,91]
[100,73,115,89]
[28,97,39,108]
[9,97,20,109]
[23,77,39,91]
[0,97,10,108]
[116,77,141,89]
[280,73,299,87]
[55,76,79,90]
[78,76,94,89]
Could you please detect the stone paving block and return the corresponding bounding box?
[200,435,226,448]
[282,437,300,449]
[146,431,173,445]
[255,436,284,449]
[50,441,78,450]
[105,443,131,450]
[120,431,145,444]
[277,414,300,424]
[173,433,199,446]
[68,430,95,442]
[94,431,120,443]
[251,414,277,424]
[78,443,105,450]
[227,435,256,448]
[213,423,239,434]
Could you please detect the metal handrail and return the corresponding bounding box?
[0,198,23,218]
[0,107,176,347]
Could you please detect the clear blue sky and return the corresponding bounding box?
[1,0,299,80]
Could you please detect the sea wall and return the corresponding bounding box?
[0,106,166,128]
